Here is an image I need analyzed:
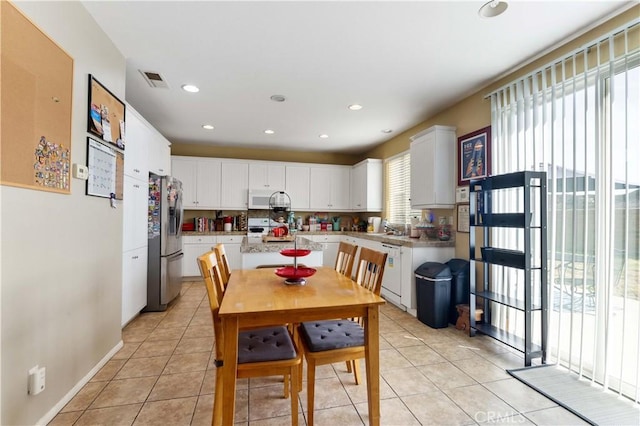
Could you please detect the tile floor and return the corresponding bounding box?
[49,280,588,426]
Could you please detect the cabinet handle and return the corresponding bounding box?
[132,255,138,259]
[158,169,164,172]
[134,168,140,173]
[133,184,140,188]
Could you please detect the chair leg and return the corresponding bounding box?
[345,360,352,373]
[291,366,299,426]
[212,369,224,426]
[306,358,316,426]
[283,374,290,398]
[352,359,361,385]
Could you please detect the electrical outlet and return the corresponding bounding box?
[28,365,45,395]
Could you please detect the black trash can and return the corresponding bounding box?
[414,262,452,328]
[445,258,470,325]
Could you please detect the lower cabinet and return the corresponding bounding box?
[217,235,243,271]
[122,246,148,326]
[182,235,217,277]
[310,234,342,268]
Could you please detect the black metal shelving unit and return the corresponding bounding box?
[469,171,547,366]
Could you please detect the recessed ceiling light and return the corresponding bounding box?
[478,0,508,18]
[202,124,214,130]
[348,104,363,111]
[264,129,275,134]
[319,134,329,139]
[270,94,286,102]
[181,84,199,93]
[381,129,393,134]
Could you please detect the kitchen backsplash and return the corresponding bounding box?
[184,208,455,233]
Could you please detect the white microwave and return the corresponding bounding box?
[248,189,287,209]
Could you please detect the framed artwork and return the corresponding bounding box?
[458,126,491,186]
[457,204,470,233]
[87,74,126,150]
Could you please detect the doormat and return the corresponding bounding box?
[508,365,639,425]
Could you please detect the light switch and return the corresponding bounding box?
[73,163,89,180]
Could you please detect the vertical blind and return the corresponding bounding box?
[385,151,421,225]
[489,19,639,402]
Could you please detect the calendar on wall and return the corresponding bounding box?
[86,137,116,198]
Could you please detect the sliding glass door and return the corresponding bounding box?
[489,22,639,402]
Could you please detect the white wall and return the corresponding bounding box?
[1,2,125,424]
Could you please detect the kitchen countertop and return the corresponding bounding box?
[183,230,454,248]
[241,236,322,253]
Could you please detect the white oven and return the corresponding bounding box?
[247,217,271,240]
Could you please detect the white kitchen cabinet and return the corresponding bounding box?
[122,246,147,326]
[351,158,382,211]
[123,176,148,252]
[122,106,151,327]
[148,131,171,175]
[217,235,243,271]
[310,234,343,268]
[123,108,150,181]
[285,165,310,210]
[309,166,350,211]
[182,235,217,277]
[220,161,249,209]
[249,163,285,191]
[171,156,221,209]
[410,125,456,209]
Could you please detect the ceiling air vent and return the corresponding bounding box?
[139,70,169,89]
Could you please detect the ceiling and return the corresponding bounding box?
[81,1,632,154]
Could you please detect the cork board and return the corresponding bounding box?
[88,74,126,150]
[1,1,74,193]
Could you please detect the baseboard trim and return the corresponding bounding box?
[36,340,124,426]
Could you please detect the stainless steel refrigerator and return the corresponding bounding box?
[146,173,184,311]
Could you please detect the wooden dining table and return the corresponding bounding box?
[218,266,386,425]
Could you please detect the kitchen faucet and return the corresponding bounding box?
[384,223,404,236]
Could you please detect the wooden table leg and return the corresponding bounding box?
[364,306,380,426]
[221,316,239,425]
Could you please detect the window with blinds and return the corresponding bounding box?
[385,151,421,225]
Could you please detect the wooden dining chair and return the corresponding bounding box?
[298,247,387,426]
[197,252,301,426]
[213,243,231,287]
[334,241,358,278]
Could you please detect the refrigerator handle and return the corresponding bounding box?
[175,186,184,238]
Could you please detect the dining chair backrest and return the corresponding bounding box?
[197,252,225,359]
[353,247,388,296]
[214,243,231,286]
[335,241,358,278]
[197,251,224,310]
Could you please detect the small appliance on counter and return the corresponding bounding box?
[367,217,382,233]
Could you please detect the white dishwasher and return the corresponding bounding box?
[379,243,403,308]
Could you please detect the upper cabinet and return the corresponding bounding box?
[172,156,221,209]
[220,161,249,209]
[410,125,456,209]
[309,165,351,211]
[350,159,382,211]
[285,165,310,210]
[148,130,171,175]
[123,108,149,181]
[248,163,285,191]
